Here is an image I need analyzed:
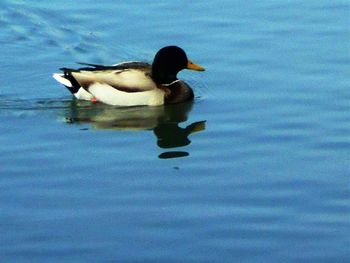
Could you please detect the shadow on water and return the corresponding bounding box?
[65,100,206,159]
[0,95,206,159]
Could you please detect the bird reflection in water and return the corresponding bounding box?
[65,100,206,159]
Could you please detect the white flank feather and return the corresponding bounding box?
[74,88,94,101]
[88,83,165,106]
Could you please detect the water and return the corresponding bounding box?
[0,1,349,262]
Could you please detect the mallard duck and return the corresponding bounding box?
[53,46,205,106]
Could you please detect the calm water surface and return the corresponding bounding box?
[0,1,349,262]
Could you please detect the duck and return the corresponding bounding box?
[53,46,205,106]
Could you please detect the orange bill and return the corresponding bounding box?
[187,60,205,71]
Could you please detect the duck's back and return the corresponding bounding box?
[54,61,167,106]
[70,68,156,93]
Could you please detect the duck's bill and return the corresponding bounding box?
[187,60,205,71]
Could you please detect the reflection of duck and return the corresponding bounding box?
[155,120,205,159]
[53,46,205,106]
[65,101,206,158]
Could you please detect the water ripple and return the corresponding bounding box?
[0,0,349,262]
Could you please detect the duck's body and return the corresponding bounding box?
[53,46,204,106]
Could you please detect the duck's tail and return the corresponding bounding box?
[53,73,71,87]
[52,72,93,101]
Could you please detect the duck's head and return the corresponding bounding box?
[152,46,205,84]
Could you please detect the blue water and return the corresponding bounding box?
[0,1,349,262]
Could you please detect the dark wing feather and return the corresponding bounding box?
[59,62,154,94]
[69,61,151,72]
[60,62,151,74]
